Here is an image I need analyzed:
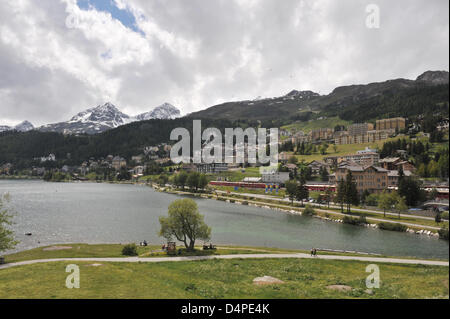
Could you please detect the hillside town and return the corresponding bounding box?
[1,117,448,205]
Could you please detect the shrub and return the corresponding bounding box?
[342,215,368,226]
[229,199,235,203]
[441,211,449,220]
[122,243,138,256]
[435,213,442,223]
[378,222,407,232]
[303,205,316,216]
[438,228,449,240]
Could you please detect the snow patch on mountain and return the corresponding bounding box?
[0,121,35,132]
[38,102,181,134]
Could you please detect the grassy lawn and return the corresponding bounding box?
[3,244,300,264]
[0,258,447,299]
[281,117,351,133]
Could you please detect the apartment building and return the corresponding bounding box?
[376,117,406,131]
[311,128,334,141]
[330,164,389,194]
[348,123,374,136]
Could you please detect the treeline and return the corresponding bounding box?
[380,138,449,178]
[0,118,251,166]
[322,84,449,123]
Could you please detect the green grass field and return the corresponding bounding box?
[0,258,448,299]
[281,117,351,133]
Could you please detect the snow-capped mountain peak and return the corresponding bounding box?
[135,103,181,121]
[38,102,181,134]
[0,120,35,133]
[15,120,34,132]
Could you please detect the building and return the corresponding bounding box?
[311,128,334,141]
[387,170,413,187]
[357,147,377,154]
[339,152,380,166]
[308,160,330,175]
[279,152,294,163]
[330,164,388,194]
[379,157,402,170]
[334,129,394,145]
[376,117,406,131]
[395,161,416,172]
[196,163,229,174]
[261,172,290,184]
[348,123,374,136]
[323,152,379,167]
[112,156,127,171]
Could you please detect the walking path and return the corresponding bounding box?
[216,190,443,222]
[1,253,448,270]
[213,191,443,230]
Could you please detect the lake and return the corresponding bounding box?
[0,180,448,259]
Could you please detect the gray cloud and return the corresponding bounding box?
[0,0,448,126]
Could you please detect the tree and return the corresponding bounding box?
[0,193,18,253]
[197,174,208,190]
[325,188,332,208]
[319,166,329,182]
[398,177,425,206]
[159,199,211,251]
[285,180,297,205]
[336,179,346,213]
[333,144,338,154]
[186,172,200,191]
[175,171,188,189]
[393,194,408,219]
[435,212,442,224]
[378,191,395,218]
[295,177,309,206]
[320,144,328,155]
[344,171,359,213]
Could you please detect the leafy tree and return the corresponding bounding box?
[186,172,200,191]
[393,194,408,219]
[197,174,208,190]
[343,171,359,213]
[378,191,395,218]
[398,177,425,206]
[435,212,442,224]
[159,199,211,251]
[285,180,297,205]
[319,166,329,181]
[0,194,18,253]
[303,205,316,216]
[295,177,309,206]
[325,188,333,208]
[336,179,346,213]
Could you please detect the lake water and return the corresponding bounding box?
[0,180,448,259]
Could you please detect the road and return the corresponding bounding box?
[1,253,448,270]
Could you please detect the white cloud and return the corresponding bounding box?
[0,0,448,126]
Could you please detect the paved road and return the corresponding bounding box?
[1,253,448,270]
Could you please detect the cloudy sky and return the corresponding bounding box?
[0,0,448,126]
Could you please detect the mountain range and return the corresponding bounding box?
[1,70,448,135]
[37,102,181,134]
[187,70,449,123]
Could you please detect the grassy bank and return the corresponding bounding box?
[0,257,448,299]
